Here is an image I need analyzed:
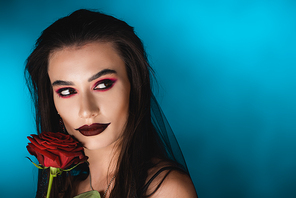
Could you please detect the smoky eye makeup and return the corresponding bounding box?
[93,78,117,91]
[56,87,77,98]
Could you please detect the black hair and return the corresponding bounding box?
[25,9,186,198]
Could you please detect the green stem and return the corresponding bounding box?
[46,167,59,198]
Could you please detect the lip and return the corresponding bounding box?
[75,123,110,136]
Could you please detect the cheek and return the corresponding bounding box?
[53,97,78,133]
[107,89,129,117]
[54,93,76,114]
[63,121,75,135]
[114,93,130,125]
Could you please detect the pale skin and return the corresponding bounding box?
[48,42,197,198]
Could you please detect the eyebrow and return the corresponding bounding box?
[52,80,74,86]
[88,69,117,82]
[51,69,117,86]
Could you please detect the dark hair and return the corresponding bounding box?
[25,9,185,198]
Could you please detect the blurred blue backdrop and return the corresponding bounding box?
[1,0,296,197]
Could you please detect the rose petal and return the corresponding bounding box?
[27,137,47,150]
[26,131,86,169]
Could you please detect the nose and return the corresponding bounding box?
[78,93,99,119]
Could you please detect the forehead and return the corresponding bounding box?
[48,42,126,80]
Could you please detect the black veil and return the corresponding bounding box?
[150,94,188,172]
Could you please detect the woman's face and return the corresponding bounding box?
[48,42,130,150]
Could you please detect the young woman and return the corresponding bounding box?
[25,9,197,198]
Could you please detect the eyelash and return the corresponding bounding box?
[55,79,117,98]
[93,78,117,91]
[56,87,77,98]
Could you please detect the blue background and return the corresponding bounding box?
[1,0,296,197]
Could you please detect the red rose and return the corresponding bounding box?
[27,132,88,169]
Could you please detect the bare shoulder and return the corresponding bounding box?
[146,164,198,198]
[151,170,198,198]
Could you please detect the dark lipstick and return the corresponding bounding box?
[75,123,110,136]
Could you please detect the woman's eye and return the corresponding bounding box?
[56,88,77,97]
[94,79,116,91]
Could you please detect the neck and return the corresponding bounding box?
[83,141,120,191]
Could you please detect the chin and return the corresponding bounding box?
[67,126,123,151]
[84,143,106,150]
[83,138,120,151]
